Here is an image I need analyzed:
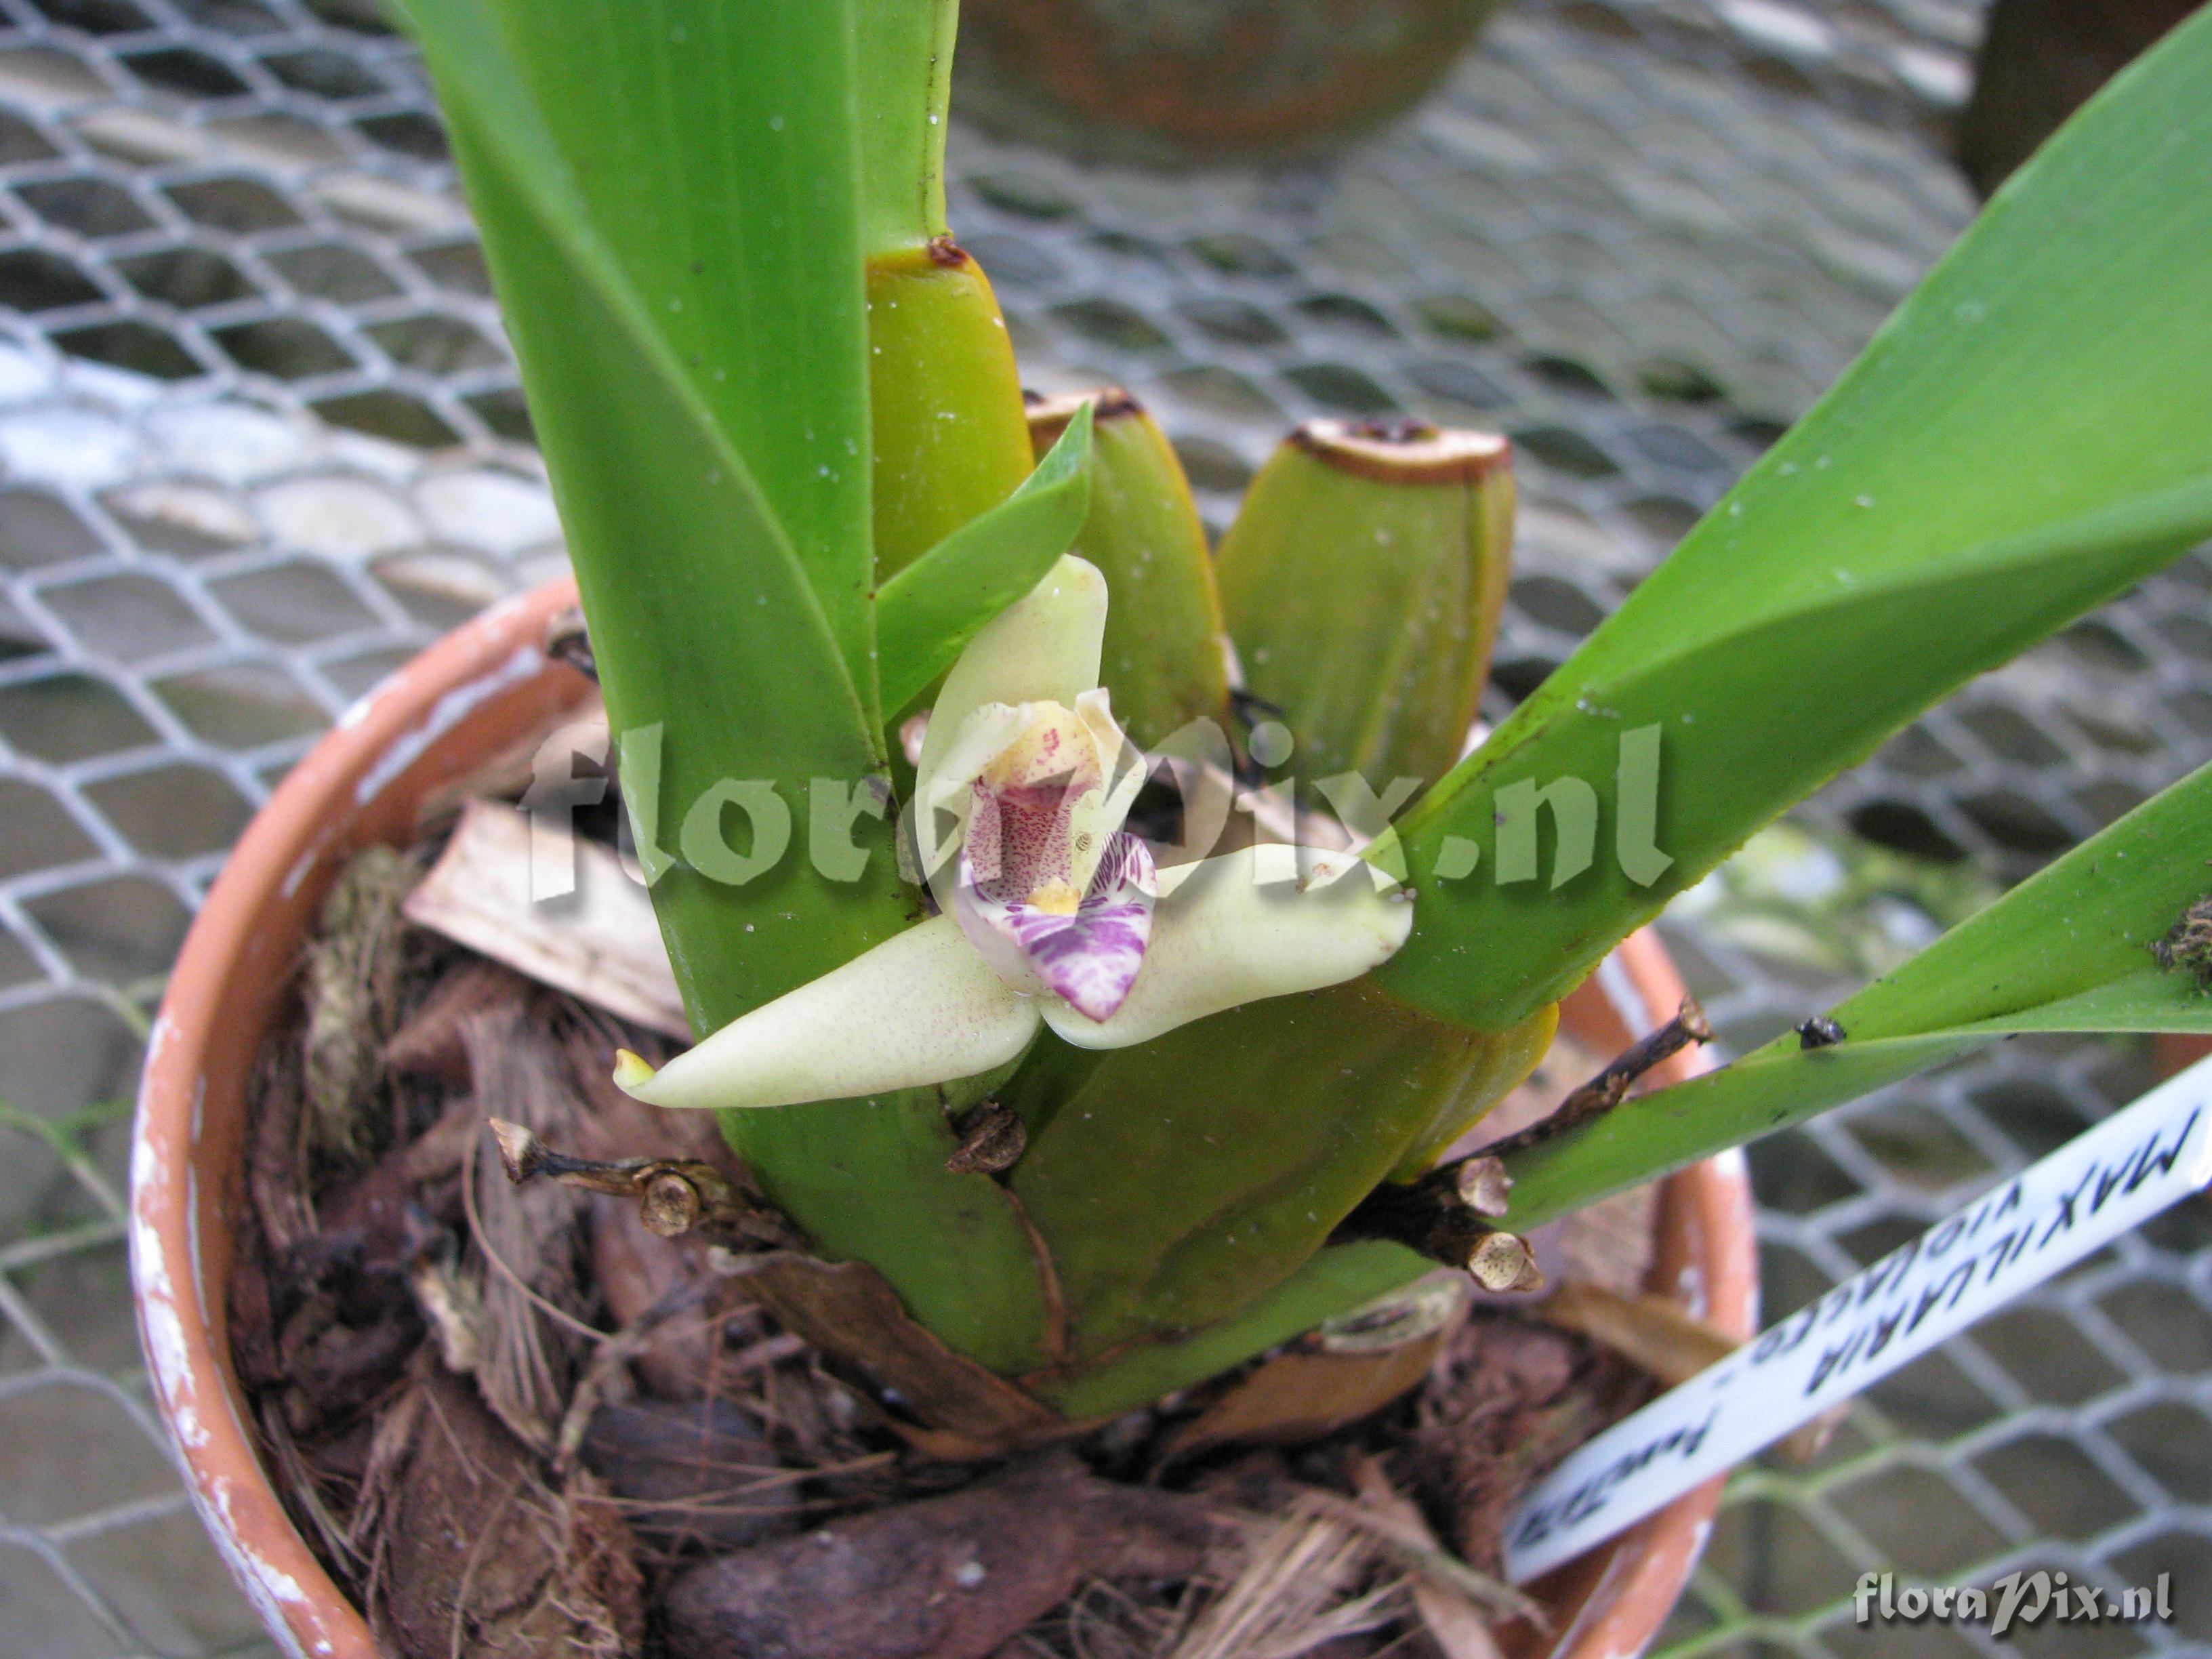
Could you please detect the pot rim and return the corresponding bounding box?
[129,577,1755,1659]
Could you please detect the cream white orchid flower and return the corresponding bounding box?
[613,556,1414,1111]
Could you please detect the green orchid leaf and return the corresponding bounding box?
[876,401,1094,716]
[407,0,880,699]
[1391,481,2212,1025]
[854,6,1036,588]
[1049,757,2212,1416]
[856,0,959,257]
[1039,1240,1427,1418]
[1380,7,2212,1033]
[1500,756,2212,1229]
[399,0,907,1027]
[1010,981,1549,1367]
[403,0,1059,1375]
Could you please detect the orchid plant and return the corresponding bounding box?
[398,0,2212,1426]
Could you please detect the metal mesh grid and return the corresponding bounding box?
[0,0,2208,1653]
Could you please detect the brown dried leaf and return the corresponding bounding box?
[414,696,606,829]
[385,958,535,1088]
[1162,1340,1442,1462]
[398,1094,490,1188]
[554,1013,726,1167]
[590,1196,738,1399]
[724,1252,1071,1453]
[1533,1280,1737,1387]
[403,798,689,1038]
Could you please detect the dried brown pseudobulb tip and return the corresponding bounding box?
[1288,417,1510,486]
[1467,1230,1545,1295]
[1022,384,1145,440]
[2154,895,2212,988]
[487,1118,787,1245]
[1455,1155,1513,1218]
[1330,1174,1533,1290]
[638,1171,705,1237]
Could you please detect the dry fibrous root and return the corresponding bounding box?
[1335,998,1713,1290]
[301,845,422,1169]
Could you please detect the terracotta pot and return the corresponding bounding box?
[131,578,1756,1659]
[956,0,1503,161]
[2157,1032,2212,1077]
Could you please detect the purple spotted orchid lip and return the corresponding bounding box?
[928,679,1158,1021]
[956,796,1158,1021]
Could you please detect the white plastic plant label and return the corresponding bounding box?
[1504,1053,2212,1584]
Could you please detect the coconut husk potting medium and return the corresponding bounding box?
[224,734,1732,1659]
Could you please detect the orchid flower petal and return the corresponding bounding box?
[1071,687,1149,884]
[613,914,1040,1109]
[922,701,1034,808]
[914,699,1031,879]
[1040,845,1414,1050]
[916,555,1106,809]
[955,830,1157,1021]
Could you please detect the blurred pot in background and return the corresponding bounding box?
[1957,0,2202,194]
[956,0,1503,161]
